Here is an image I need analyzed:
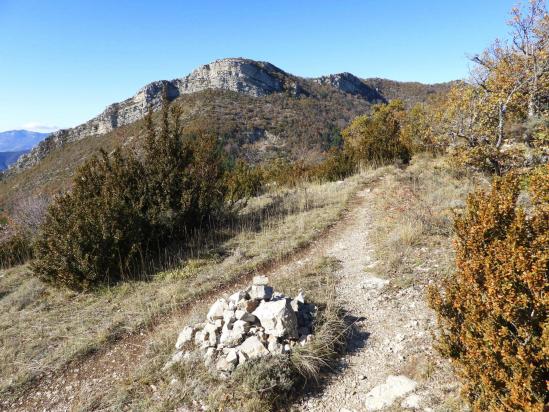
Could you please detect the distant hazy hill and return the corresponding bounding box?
[0,130,49,152]
[1,58,452,206]
[0,130,49,171]
[0,151,28,171]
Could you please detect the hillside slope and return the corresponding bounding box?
[1,58,451,207]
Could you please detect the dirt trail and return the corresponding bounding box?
[298,185,458,412]
[4,182,458,412]
[2,180,370,412]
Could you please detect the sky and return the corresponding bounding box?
[0,0,518,133]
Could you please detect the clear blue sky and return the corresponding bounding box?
[0,0,517,132]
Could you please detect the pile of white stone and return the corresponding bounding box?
[165,276,317,374]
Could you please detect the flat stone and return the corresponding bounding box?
[219,321,247,347]
[194,329,209,348]
[228,291,247,303]
[216,355,236,372]
[162,350,187,370]
[252,298,298,338]
[249,284,274,301]
[226,348,239,365]
[204,347,216,367]
[363,375,417,411]
[401,393,422,409]
[235,309,257,323]
[267,340,283,354]
[223,309,236,325]
[203,323,219,346]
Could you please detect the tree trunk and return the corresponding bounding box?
[496,101,506,149]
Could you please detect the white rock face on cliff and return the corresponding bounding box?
[175,58,286,97]
[314,72,385,102]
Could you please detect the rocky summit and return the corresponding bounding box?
[164,276,317,375]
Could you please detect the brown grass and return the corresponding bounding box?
[367,154,485,284]
[0,171,371,404]
[83,256,349,412]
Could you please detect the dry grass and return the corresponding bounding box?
[368,154,485,284]
[80,256,349,412]
[0,171,370,403]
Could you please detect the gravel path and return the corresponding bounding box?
[297,186,460,412]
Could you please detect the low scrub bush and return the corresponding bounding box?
[428,166,548,411]
[225,160,264,208]
[33,105,232,290]
[310,148,356,182]
[342,100,411,166]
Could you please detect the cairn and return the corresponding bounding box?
[165,276,317,374]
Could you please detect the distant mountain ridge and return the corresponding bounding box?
[0,151,29,171]
[9,58,451,174]
[0,130,49,152]
[0,130,49,171]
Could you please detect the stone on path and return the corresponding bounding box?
[363,375,417,411]
[401,393,422,409]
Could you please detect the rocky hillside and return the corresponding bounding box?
[10,58,449,174]
[0,58,450,207]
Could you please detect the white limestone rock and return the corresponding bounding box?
[235,309,257,323]
[207,299,228,322]
[363,375,417,411]
[219,320,249,347]
[249,284,274,301]
[252,299,298,338]
[203,323,220,347]
[162,350,188,371]
[237,336,270,359]
[228,291,247,303]
[223,309,236,325]
[175,326,195,350]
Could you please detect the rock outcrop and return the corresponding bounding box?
[9,58,298,173]
[313,72,386,102]
[164,276,317,376]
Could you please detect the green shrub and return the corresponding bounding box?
[428,166,548,411]
[225,160,264,207]
[33,105,230,290]
[33,150,152,289]
[311,148,356,182]
[342,100,411,166]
